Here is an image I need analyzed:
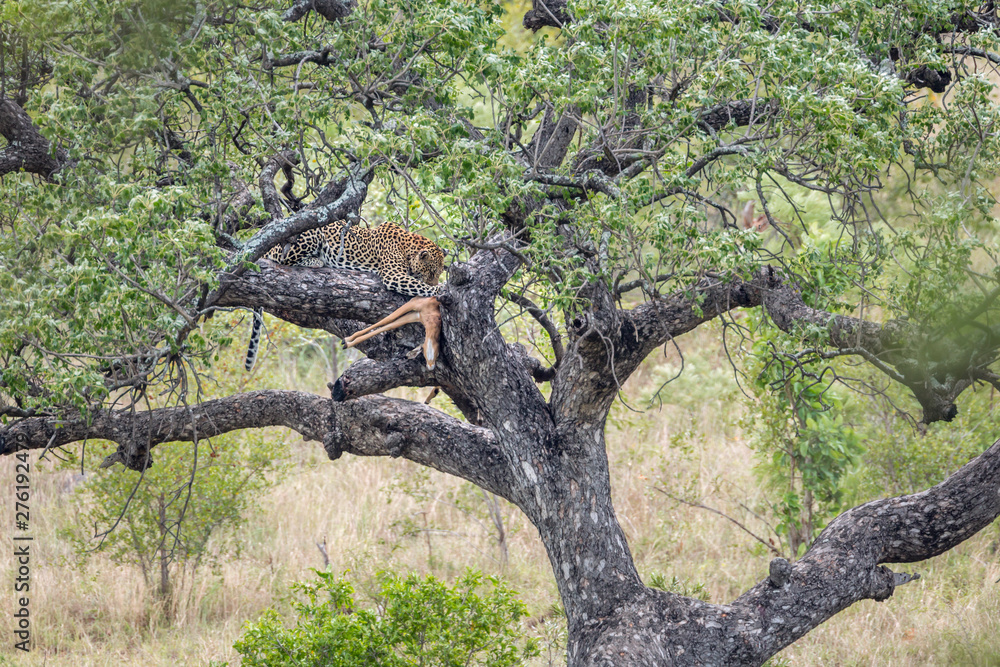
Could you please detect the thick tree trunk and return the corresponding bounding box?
[5,1,1000,663]
[4,249,999,666]
[513,426,645,658]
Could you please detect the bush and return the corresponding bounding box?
[742,329,862,557]
[72,431,285,608]
[233,569,539,667]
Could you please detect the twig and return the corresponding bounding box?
[652,486,782,556]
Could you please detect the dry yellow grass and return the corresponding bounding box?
[1,320,998,666]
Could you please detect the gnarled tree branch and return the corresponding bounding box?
[581,437,1000,665]
[729,434,1000,663]
[330,357,437,402]
[0,97,67,179]
[217,260,427,360]
[0,390,513,498]
[561,268,996,425]
[227,162,373,273]
[283,0,356,23]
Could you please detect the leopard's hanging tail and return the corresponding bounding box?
[244,308,264,371]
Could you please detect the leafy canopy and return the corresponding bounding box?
[0,0,998,419]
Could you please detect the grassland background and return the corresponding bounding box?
[1,315,998,667]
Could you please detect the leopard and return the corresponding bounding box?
[244,221,445,371]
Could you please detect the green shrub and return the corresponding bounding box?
[742,314,863,557]
[646,572,710,601]
[72,431,285,607]
[233,569,539,667]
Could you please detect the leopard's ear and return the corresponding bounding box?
[417,249,430,260]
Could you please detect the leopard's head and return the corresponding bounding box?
[408,245,445,286]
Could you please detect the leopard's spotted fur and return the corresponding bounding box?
[245,221,444,371]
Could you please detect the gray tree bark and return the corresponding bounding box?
[4,244,999,666]
[4,1,1000,664]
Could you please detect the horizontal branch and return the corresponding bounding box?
[752,269,975,423]
[217,261,428,360]
[525,169,620,199]
[943,45,1000,66]
[561,267,990,425]
[685,144,750,178]
[0,390,514,498]
[2,390,331,470]
[331,357,437,402]
[699,99,780,133]
[265,48,339,69]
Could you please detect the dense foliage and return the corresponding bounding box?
[232,569,537,667]
[1,0,999,422]
[3,0,1000,663]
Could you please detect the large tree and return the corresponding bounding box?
[2,0,1000,664]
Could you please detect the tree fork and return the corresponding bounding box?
[4,389,997,666]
